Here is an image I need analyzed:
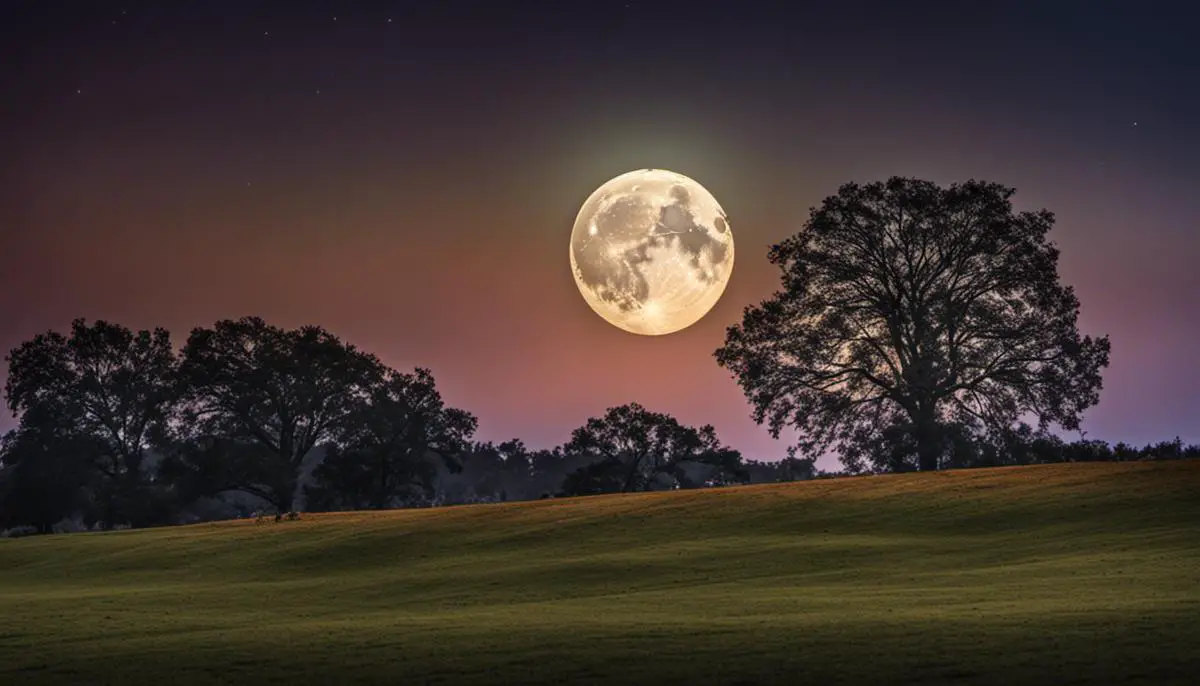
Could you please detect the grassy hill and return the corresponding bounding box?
[1,461,1197,685]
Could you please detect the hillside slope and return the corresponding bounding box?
[1,461,1198,685]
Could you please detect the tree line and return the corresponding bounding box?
[0,317,755,533]
[3,176,1196,534]
[1,316,1192,535]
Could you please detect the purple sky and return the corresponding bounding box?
[2,2,1198,469]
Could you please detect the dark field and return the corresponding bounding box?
[1,461,1197,685]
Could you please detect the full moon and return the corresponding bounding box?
[569,169,734,336]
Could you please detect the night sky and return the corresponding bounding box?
[3,1,1198,467]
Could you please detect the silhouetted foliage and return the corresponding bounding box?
[426,441,572,504]
[526,446,573,499]
[0,311,1192,534]
[740,454,826,484]
[716,178,1111,473]
[560,457,627,496]
[1001,433,1200,465]
[170,317,382,512]
[0,404,94,533]
[450,440,525,502]
[3,319,176,528]
[561,403,742,494]
[306,367,476,510]
[158,435,283,509]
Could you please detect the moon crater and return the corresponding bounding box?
[570,169,734,335]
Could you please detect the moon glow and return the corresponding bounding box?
[569,169,734,336]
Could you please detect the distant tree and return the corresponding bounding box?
[3,319,177,527]
[497,439,533,483]
[562,403,742,494]
[306,367,476,510]
[716,178,1111,473]
[738,450,820,485]
[169,317,381,512]
[528,446,568,498]
[559,457,626,496]
[1136,437,1198,461]
[776,448,818,482]
[456,441,507,502]
[989,434,1200,466]
[1111,442,1140,462]
[1061,438,1114,463]
[443,439,534,503]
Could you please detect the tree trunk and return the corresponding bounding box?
[917,439,939,472]
[275,477,296,513]
[914,413,941,472]
[278,433,295,513]
[101,489,117,530]
[371,449,391,509]
[622,455,643,493]
[912,402,940,472]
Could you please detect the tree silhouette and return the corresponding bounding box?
[715,178,1111,472]
[172,317,381,512]
[157,435,285,511]
[528,446,568,498]
[563,402,741,492]
[559,457,626,496]
[447,439,533,502]
[495,439,533,483]
[307,367,476,510]
[0,404,94,533]
[4,319,176,527]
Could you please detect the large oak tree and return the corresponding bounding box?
[171,317,382,511]
[715,178,1110,472]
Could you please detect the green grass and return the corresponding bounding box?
[1,461,1198,685]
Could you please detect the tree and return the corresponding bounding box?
[0,405,94,533]
[528,446,568,498]
[157,435,283,510]
[453,439,537,502]
[3,319,177,527]
[171,317,381,512]
[307,367,476,510]
[559,457,626,496]
[715,178,1111,472]
[775,447,818,482]
[563,402,741,493]
[496,439,532,482]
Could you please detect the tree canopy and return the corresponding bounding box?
[307,367,477,510]
[171,317,382,511]
[3,319,176,526]
[0,403,94,533]
[716,178,1111,472]
[563,402,741,493]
